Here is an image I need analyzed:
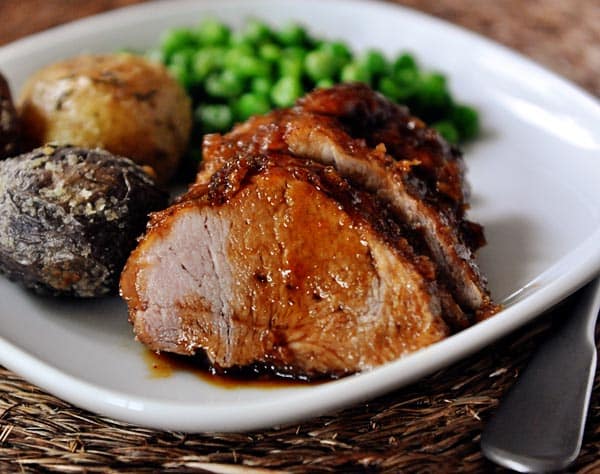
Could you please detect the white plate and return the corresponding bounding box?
[1,0,599,433]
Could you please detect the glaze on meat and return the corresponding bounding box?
[121,84,499,378]
[122,154,450,376]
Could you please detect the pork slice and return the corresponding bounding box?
[197,111,289,185]
[282,111,492,315]
[121,154,449,376]
[298,83,469,207]
[195,85,495,317]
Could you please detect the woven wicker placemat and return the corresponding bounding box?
[0,1,599,472]
[1,310,598,473]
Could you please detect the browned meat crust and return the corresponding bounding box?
[298,83,468,207]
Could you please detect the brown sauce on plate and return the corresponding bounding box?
[143,350,329,389]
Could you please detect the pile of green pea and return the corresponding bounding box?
[149,19,479,147]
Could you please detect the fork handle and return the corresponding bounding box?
[481,277,600,472]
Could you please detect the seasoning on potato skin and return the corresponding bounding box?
[18,54,192,184]
[0,144,168,297]
[0,72,20,159]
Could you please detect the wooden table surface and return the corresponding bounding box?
[0,1,598,473]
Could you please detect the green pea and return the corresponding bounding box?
[276,23,307,46]
[251,77,274,95]
[283,47,307,60]
[278,54,304,79]
[232,55,271,79]
[235,93,272,120]
[228,31,253,48]
[394,52,418,73]
[223,45,254,69]
[196,19,230,46]
[170,48,195,67]
[305,49,338,82]
[432,120,459,144]
[315,78,335,89]
[340,62,371,85]
[259,43,281,62]
[319,41,352,65]
[271,76,304,107]
[380,76,416,101]
[451,104,479,141]
[160,28,197,59]
[169,49,196,85]
[149,19,481,145]
[196,104,234,132]
[204,70,244,98]
[168,62,193,88]
[377,77,400,101]
[415,73,451,109]
[242,19,272,44]
[191,47,224,82]
[360,49,388,76]
[395,67,418,86]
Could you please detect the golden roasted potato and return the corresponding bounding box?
[19,53,192,184]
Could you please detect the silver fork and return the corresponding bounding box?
[481,276,600,472]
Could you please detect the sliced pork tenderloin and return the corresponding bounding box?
[121,153,451,377]
[198,85,495,319]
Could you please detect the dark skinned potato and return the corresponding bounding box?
[0,144,168,297]
[0,72,20,159]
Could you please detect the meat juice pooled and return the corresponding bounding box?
[143,350,323,388]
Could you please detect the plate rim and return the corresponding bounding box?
[0,0,599,432]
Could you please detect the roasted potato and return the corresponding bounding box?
[19,54,192,184]
[0,144,168,297]
[0,72,20,159]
